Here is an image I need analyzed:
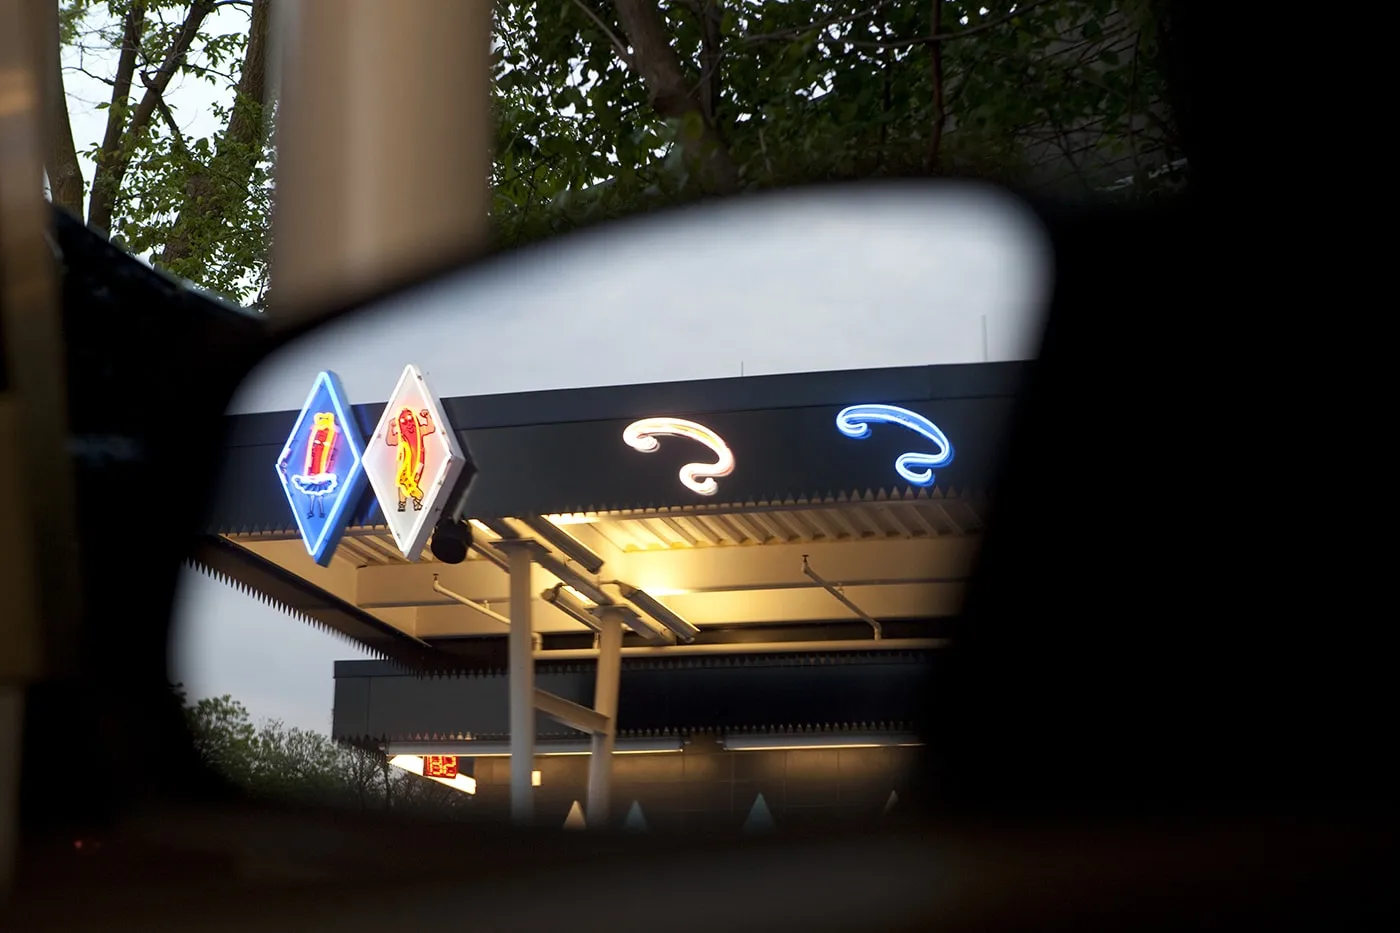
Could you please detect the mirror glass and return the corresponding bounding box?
[173,182,1051,834]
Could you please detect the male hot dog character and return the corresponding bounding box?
[386,406,435,511]
[290,410,339,518]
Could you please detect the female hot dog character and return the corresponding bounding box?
[290,410,339,517]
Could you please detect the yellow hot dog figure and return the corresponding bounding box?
[386,406,435,511]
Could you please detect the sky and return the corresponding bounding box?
[60,7,1051,736]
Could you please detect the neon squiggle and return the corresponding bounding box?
[623,417,735,496]
[835,403,954,487]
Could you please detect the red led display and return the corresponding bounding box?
[423,755,458,779]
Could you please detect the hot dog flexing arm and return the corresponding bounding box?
[386,408,436,511]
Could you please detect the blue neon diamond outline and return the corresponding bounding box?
[274,370,367,566]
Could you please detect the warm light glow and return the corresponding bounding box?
[469,519,497,537]
[545,513,600,526]
[532,769,542,787]
[835,403,954,487]
[386,739,683,758]
[630,586,691,598]
[563,584,598,607]
[274,370,366,566]
[725,742,923,751]
[623,417,735,496]
[720,733,924,752]
[388,754,477,794]
[461,747,683,758]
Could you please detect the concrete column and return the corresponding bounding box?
[586,607,625,828]
[496,539,546,826]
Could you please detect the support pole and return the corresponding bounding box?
[271,0,492,324]
[587,607,624,829]
[496,539,546,826]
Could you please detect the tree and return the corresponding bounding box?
[50,1,1180,302]
[181,691,258,788]
[50,0,273,302]
[174,685,475,818]
[489,0,1182,246]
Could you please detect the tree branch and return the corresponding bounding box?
[44,4,87,214]
[570,0,634,68]
[738,1,896,46]
[691,0,723,125]
[612,0,738,195]
[157,0,270,273]
[848,0,1057,50]
[927,0,946,173]
[88,0,146,231]
[141,72,189,156]
[88,0,216,233]
[62,63,116,87]
[687,0,893,99]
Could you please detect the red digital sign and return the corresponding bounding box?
[423,755,458,779]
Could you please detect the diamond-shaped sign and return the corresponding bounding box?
[363,364,466,560]
[274,370,367,566]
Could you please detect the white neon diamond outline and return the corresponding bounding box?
[363,364,465,560]
[274,370,366,565]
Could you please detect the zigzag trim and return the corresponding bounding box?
[183,556,391,663]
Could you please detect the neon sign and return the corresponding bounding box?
[623,417,735,496]
[387,405,436,512]
[835,403,954,487]
[363,364,467,560]
[274,371,366,566]
[422,755,459,779]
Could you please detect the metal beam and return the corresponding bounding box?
[533,688,610,736]
[534,637,948,660]
[404,583,963,636]
[518,515,606,574]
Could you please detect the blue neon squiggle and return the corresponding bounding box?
[835,403,954,487]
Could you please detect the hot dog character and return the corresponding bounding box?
[290,411,340,517]
[386,406,435,511]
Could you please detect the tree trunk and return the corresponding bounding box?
[612,0,738,195]
[926,0,946,173]
[696,0,722,126]
[87,0,146,232]
[157,0,271,275]
[88,0,215,234]
[37,0,84,215]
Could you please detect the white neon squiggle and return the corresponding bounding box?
[835,403,954,488]
[623,417,735,496]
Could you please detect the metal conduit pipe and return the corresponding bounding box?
[802,555,883,639]
[534,638,947,660]
[432,574,509,626]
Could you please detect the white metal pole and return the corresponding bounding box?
[498,539,543,826]
[586,607,624,828]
